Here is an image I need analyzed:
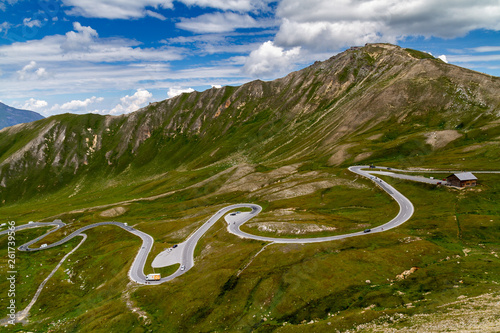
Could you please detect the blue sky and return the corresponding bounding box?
[1,0,500,116]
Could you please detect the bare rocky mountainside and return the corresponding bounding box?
[1,43,500,204]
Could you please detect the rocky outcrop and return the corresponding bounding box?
[395,266,419,280]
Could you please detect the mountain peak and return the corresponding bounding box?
[1,44,500,203]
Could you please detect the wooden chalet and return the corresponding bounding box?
[446,172,477,187]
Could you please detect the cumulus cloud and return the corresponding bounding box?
[167,87,195,98]
[20,98,48,111]
[276,18,383,51]
[59,96,104,111]
[438,55,448,63]
[61,22,98,52]
[177,12,273,33]
[110,89,153,115]
[274,0,500,52]
[243,41,300,77]
[17,61,49,80]
[23,18,42,28]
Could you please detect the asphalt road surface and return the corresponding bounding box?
[1,220,155,284]
[224,166,414,243]
[148,204,263,284]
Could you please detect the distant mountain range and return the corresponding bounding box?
[0,102,44,130]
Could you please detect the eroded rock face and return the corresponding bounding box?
[100,206,128,218]
[425,130,462,149]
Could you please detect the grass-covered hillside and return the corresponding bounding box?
[1,43,500,332]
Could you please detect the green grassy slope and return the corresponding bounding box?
[3,173,499,332]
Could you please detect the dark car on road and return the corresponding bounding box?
[173,244,178,248]
[364,229,371,233]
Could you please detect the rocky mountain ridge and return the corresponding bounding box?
[1,43,500,203]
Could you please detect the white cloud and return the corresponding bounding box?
[62,0,174,19]
[470,46,500,53]
[0,21,11,33]
[20,98,48,111]
[145,9,166,20]
[110,89,153,115]
[438,55,448,63]
[211,84,222,89]
[177,12,274,33]
[0,0,20,11]
[61,22,98,52]
[0,23,183,66]
[163,34,263,56]
[447,54,500,63]
[61,0,272,19]
[243,40,300,77]
[180,0,271,12]
[17,61,49,80]
[275,18,384,51]
[23,18,42,28]
[59,96,104,110]
[274,0,500,52]
[167,87,195,98]
[35,67,48,77]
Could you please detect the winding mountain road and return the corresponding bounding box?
[3,165,493,288]
[225,166,414,243]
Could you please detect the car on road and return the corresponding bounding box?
[173,244,178,248]
[364,229,371,233]
[230,212,237,216]
[180,265,185,271]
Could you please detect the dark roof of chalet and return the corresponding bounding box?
[447,172,477,181]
